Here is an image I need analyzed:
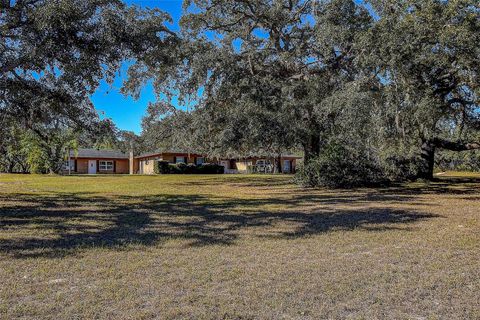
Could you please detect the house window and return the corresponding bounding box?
[99,160,114,171]
[63,160,74,170]
[256,160,266,166]
[175,156,186,164]
[196,157,205,165]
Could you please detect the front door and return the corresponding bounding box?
[88,160,97,174]
[283,160,291,173]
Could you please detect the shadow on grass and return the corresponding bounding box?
[221,174,480,194]
[387,176,480,195]
[0,186,444,259]
[170,174,296,188]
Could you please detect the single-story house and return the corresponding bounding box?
[63,148,130,174]
[63,148,301,175]
[219,155,299,174]
[134,151,208,175]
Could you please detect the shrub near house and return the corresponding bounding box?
[154,161,224,174]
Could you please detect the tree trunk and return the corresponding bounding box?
[7,162,14,173]
[277,154,282,174]
[418,140,436,180]
[45,145,64,174]
[20,163,29,173]
[303,133,321,165]
[417,138,480,180]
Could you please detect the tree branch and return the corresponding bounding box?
[432,138,480,151]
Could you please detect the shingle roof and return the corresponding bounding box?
[135,150,303,159]
[135,150,203,159]
[231,155,303,159]
[70,148,129,159]
[135,151,162,159]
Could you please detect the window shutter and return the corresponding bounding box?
[173,156,176,163]
[113,161,116,173]
[96,160,99,173]
[74,160,77,173]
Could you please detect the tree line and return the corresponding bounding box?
[1,0,479,186]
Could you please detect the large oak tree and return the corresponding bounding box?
[366,0,480,179]
[1,0,179,172]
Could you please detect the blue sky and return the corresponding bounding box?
[91,0,183,134]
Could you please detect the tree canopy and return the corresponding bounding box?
[366,0,480,179]
[1,0,178,172]
[1,0,479,184]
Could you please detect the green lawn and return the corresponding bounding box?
[1,173,479,319]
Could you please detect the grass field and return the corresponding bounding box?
[1,173,479,319]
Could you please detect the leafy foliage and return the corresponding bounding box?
[296,140,387,188]
[131,0,480,186]
[1,0,177,173]
[2,0,480,186]
[153,161,224,174]
[363,0,480,179]
[154,161,171,174]
[436,150,480,172]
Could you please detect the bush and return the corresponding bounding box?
[154,161,170,174]
[436,149,480,172]
[153,161,224,174]
[197,163,225,174]
[381,154,420,181]
[175,162,188,173]
[295,142,387,188]
[184,163,197,174]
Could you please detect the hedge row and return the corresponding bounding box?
[153,161,224,174]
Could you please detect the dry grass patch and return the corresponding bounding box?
[0,173,479,319]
